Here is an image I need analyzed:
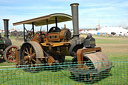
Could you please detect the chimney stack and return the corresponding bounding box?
[70,3,79,39]
[3,19,9,39]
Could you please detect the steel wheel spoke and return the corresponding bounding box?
[25,51,29,55]
[25,60,28,64]
[30,47,32,54]
[32,59,36,63]
[24,46,36,65]
[12,57,16,61]
[25,48,29,54]
[9,50,13,54]
[31,53,36,57]
[8,55,12,60]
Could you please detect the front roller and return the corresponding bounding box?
[69,47,113,84]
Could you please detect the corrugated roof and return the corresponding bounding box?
[13,13,72,26]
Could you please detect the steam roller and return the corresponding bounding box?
[13,3,113,83]
[0,19,18,63]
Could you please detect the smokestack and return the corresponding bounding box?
[70,3,79,39]
[3,19,9,39]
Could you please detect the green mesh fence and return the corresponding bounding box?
[0,61,128,85]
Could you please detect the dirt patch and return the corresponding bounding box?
[96,43,128,59]
[11,39,24,47]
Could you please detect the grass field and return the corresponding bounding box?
[0,35,128,85]
[81,35,128,61]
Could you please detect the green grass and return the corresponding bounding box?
[95,37,128,44]
[0,61,127,85]
[0,35,128,85]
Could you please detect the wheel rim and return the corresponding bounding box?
[5,46,18,63]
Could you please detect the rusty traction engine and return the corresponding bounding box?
[0,19,18,63]
[13,3,112,83]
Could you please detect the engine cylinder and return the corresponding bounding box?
[60,29,71,41]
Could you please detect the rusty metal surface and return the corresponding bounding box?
[16,49,19,67]
[59,29,71,41]
[84,52,111,72]
[72,46,112,84]
[48,46,70,56]
[47,29,71,42]
[48,56,56,66]
[76,47,112,72]
[31,33,40,43]
[31,32,47,43]
[76,47,102,68]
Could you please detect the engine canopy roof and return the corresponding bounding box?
[13,13,72,26]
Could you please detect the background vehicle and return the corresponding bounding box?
[0,19,18,63]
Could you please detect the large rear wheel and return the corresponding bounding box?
[20,41,44,72]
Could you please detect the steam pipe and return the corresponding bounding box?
[70,3,79,39]
[3,19,9,39]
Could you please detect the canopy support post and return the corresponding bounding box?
[23,24,26,42]
[55,17,57,27]
[46,19,48,33]
[32,22,34,36]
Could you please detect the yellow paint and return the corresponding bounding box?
[41,42,70,47]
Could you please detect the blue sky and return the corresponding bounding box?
[0,0,128,30]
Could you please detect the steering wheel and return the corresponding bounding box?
[48,27,61,33]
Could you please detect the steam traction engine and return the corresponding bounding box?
[0,19,18,63]
[13,3,112,83]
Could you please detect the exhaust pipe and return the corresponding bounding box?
[69,3,83,56]
[70,3,79,39]
[3,19,9,39]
